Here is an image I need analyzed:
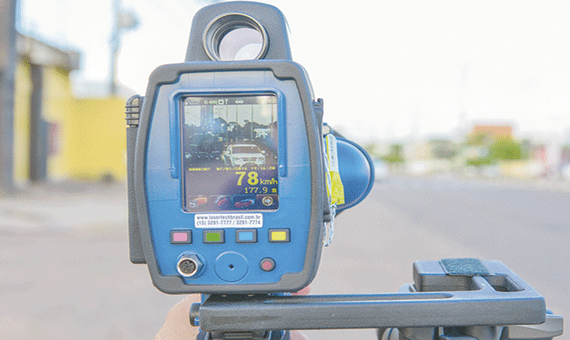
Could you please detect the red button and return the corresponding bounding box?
[260,258,275,272]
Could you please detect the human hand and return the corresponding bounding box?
[154,295,200,340]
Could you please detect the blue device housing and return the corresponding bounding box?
[133,61,326,294]
[335,138,375,212]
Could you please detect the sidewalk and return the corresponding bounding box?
[0,182,127,231]
[0,181,180,340]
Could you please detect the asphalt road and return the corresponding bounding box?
[306,176,569,339]
[0,177,568,339]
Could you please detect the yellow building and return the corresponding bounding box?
[13,34,127,185]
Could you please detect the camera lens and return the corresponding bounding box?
[218,27,263,61]
[203,13,268,61]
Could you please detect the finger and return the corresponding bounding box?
[290,330,310,340]
[292,285,311,296]
[154,295,201,340]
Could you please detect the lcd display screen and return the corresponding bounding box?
[181,93,279,211]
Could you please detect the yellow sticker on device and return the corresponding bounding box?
[324,134,345,205]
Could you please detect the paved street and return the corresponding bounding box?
[1,177,568,339]
[306,175,570,339]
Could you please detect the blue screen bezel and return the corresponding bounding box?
[170,89,287,214]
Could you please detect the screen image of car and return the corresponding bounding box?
[223,144,266,167]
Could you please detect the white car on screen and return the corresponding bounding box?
[223,144,266,167]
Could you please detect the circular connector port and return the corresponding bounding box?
[177,256,202,277]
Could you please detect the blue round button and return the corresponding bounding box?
[214,251,248,282]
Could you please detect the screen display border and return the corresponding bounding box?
[177,90,285,213]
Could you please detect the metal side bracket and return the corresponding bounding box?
[191,260,562,339]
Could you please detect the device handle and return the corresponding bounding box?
[126,95,145,264]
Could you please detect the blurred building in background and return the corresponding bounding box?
[13,33,127,186]
[470,124,513,139]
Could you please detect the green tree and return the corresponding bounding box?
[382,143,405,163]
[364,143,379,159]
[466,157,493,167]
[465,132,490,146]
[489,138,523,160]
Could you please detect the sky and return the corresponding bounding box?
[17,0,570,142]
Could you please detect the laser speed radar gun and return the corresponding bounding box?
[126,1,374,294]
[126,3,563,339]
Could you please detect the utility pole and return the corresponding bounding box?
[0,0,17,194]
[109,0,138,97]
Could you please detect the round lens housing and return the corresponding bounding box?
[203,13,268,61]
